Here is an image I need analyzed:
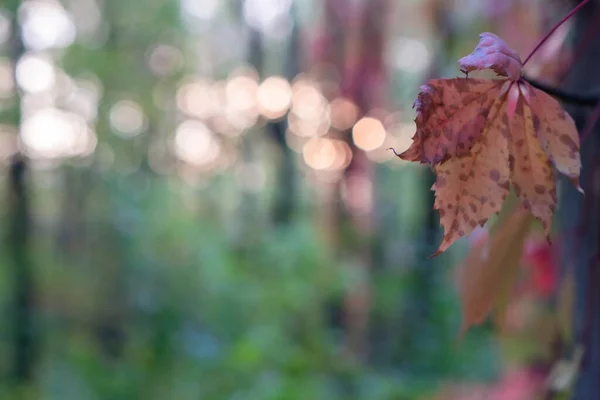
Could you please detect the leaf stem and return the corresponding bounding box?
[522,0,591,66]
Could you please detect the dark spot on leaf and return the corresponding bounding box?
[560,134,578,152]
[532,116,540,131]
[535,184,546,194]
[489,169,501,182]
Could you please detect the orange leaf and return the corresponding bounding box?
[459,207,533,335]
[524,82,582,191]
[507,91,556,236]
[400,79,504,165]
[432,99,510,256]
[393,32,582,255]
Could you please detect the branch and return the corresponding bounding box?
[523,76,600,107]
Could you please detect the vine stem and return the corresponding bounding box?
[522,0,591,66]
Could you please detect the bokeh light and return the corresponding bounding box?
[389,37,430,74]
[287,112,330,138]
[20,108,96,159]
[226,75,258,114]
[16,53,55,93]
[20,0,76,51]
[109,100,147,138]
[148,44,182,77]
[256,76,292,120]
[181,0,221,21]
[224,73,259,131]
[243,0,292,40]
[330,97,359,131]
[174,120,220,167]
[291,79,328,121]
[352,117,386,151]
[329,139,353,171]
[176,79,217,120]
[68,0,102,42]
[303,137,336,170]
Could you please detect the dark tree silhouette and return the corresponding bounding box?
[560,1,600,397]
[6,0,36,384]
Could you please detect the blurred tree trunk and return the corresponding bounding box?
[6,0,36,384]
[89,0,127,360]
[341,0,389,361]
[8,155,35,384]
[314,0,390,361]
[560,0,600,397]
[245,3,299,226]
[271,4,300,225]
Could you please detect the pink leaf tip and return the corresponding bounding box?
[458,32,523,81]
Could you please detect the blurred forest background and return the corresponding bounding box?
[0,0,582,399]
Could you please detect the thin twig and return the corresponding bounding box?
[523,0,591,66]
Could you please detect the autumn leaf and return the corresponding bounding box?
[458,207,533,335]
[394,32,582,255]
[432,98,510,255]
[507,91,557,233]
[401,79,505,165]
[458,32,523,80]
